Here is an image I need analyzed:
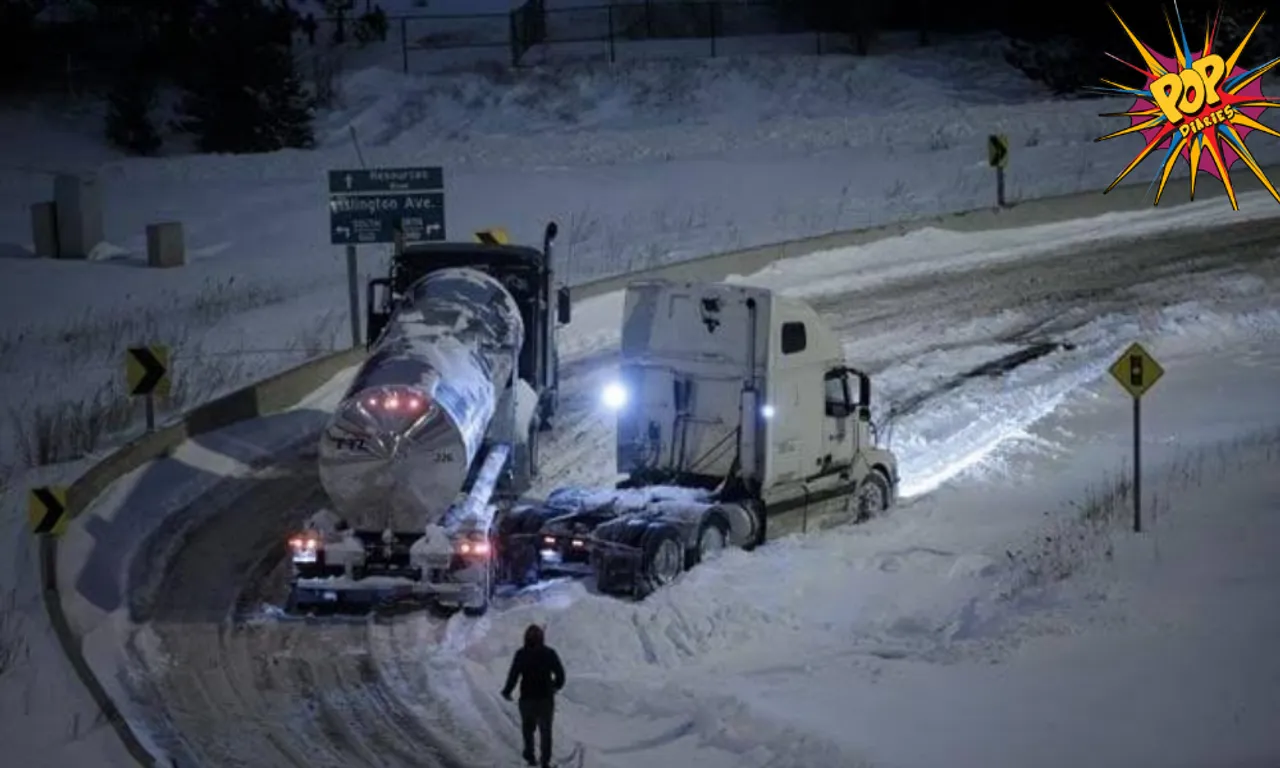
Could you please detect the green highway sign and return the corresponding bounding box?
[329,191,444,245]
[328,166,445,245]
[328,167,443,194]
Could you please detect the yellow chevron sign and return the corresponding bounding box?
[475,228,509,245]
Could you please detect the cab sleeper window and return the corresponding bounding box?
[781,321,806,354]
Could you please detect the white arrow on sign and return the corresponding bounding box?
[336,226,351,237]
[345,174,353,189]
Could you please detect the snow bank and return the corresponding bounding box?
[0,461,138,768]
[48,365,357,763]
[394,337,1280,768]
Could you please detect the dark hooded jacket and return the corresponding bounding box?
[502,625,565,701]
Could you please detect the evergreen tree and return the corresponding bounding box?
[0,0,47,94]
[176,0,316,154]
[324,0,354,44]
[105,70,162,154]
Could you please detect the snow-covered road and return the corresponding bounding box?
[80,213,1280,767]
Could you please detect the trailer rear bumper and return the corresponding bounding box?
[290,574,485,610]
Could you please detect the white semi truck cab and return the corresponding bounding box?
[504,279,900,597]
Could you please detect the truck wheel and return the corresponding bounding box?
[506,510,546,586]
[638,523,684,597]
[538,393,555,432]
[855,471,890,523]
[687,511,730,569]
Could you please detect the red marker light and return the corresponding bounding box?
[458,540,491,556]
[408,398,420,409]
[385,398,399,409]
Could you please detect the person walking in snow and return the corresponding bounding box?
[501,624,565,767]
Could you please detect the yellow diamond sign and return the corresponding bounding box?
[1109,342,1164,398]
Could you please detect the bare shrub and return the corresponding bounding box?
[1003,472,1131,593]
[0,277,289,376]
[0,589,27,681]
[9,389,137,467]
[1003,428,1280,598]
[2,276,332,470]
[7,319,342,470]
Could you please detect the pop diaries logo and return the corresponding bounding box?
[1095,4,1280,208]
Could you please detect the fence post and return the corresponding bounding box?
[510,9,519,67]
[608,4,616,64]
[400,17,408,74]
[709,1,717,58]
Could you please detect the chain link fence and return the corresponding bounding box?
[295,0,926,77]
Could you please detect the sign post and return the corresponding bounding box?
[328,166,446,347]
[988,134,1009,207]
[346,244,360,346]
[1108,342,1165,532]
[126,345,170,432]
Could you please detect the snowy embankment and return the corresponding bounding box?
[77,200,1280,767]
[411,341,1280,768]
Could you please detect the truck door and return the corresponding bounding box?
[805,368,856,529]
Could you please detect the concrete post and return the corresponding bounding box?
[30,202,59,257]
[53,173,104,259]
[146,222,186,268]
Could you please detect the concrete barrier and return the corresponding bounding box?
[45,163,1280,765]
[145,222,185,268]
[569,163,1280,299]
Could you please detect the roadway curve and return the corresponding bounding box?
[114,216,1280,766]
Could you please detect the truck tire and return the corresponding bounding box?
[637,523,684,598]
[687,510,730,569]
[855,471,891,523]
[497,509,539,587]
[538,390,556,432]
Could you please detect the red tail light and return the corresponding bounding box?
[458,540,491,557]
[289,532,320,563]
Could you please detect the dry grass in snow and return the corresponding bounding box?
[1,277,347,475]
[1004,426,1280,596]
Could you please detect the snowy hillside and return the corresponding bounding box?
[2,17,1280,768]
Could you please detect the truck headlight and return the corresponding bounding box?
[601,382,628,410]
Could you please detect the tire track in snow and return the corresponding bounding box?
[119,451,473,767]
[366,217,1280,765]
[534,216,1280,496]
[116,216,1280,767]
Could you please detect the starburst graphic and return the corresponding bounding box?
[1093,3,1280,208]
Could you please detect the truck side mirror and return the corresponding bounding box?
[855,372,871,406]
[557,286,571,324]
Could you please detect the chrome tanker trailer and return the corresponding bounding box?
[286,223,570,615]
[287,234,898,615]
